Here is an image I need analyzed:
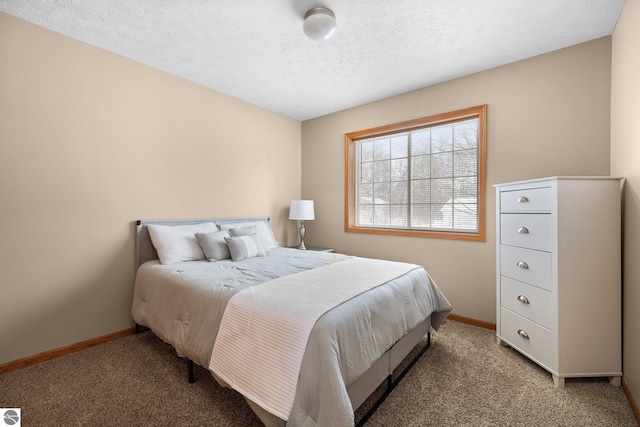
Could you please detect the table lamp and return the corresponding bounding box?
[289,200,315,249]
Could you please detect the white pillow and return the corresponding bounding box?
[147,223,217,265]
[218,220,279,251]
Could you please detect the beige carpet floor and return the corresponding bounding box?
[1,320,637,426]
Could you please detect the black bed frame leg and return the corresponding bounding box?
[134,323,149,334]
[187,359,195,383]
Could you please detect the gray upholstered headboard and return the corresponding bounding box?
[135,216,270,270]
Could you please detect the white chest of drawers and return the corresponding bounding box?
[495,177,622,387]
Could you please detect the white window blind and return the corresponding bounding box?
[355,118,479,233]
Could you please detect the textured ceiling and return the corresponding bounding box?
[0,1,626,121]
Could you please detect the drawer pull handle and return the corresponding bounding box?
[517,329,530,339]
[517,261,529,269]
[517,227,529,234]
[517,196,530,203]
[517,295,530,304]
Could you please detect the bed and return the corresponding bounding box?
[131,217,451,426]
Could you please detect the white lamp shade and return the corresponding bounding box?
[303,7,337,41]
[289,200,315,220]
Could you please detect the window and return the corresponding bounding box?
[345,105,487,241]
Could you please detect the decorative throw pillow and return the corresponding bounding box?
[224,235,266,261]
[219,220,279,251]
[195,230,231,261]
[227,225,267,249]
[147,223,217,265]
[228,225,259,237]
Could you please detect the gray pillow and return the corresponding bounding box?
[220,221,279,251]
[228,225,259,237]
[224,235,266,261]
[229,225,270,253]
[195,230,231,261]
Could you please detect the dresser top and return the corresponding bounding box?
[493,176,623,188]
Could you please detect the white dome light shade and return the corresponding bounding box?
[303,7,337,41]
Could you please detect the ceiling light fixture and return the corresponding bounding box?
[303,7,337,41]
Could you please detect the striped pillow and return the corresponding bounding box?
[224,235,266,261]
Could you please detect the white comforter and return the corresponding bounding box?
[131,248,451,426]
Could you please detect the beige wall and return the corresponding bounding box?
[0,14,302,365]
[302,38,612,323]
[612,0,640,408]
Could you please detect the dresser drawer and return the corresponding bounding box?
[500,245,552,291]
[501,213,553,252]
[500,186,552,212]
[500,276,553,329]
[500,307,554,370]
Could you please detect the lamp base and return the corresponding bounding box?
[298,221,307,250]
